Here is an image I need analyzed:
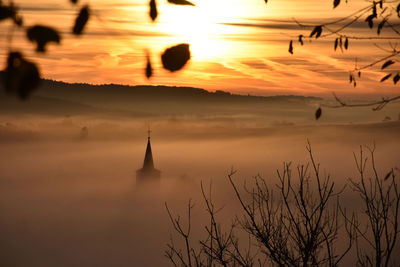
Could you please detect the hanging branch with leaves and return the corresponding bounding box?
[288,0,400,119]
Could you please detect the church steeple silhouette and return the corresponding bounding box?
[136,128,161,184]
[142,129,154,169]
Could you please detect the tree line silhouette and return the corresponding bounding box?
[166,143,400,267]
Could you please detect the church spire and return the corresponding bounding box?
[142,131,154,170]
[136,127,161,184]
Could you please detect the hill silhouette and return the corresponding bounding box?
[37,79,320,104]
[1,76,322,118]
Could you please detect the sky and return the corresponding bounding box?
[1,0,400,96]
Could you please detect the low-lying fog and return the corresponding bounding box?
[0,99,399,266]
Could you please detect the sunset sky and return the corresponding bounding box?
[1,0,399,96]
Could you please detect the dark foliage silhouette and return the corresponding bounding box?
[288,40,293,54]
[26,25,60,53]
[149,0,158,21]
[315,107,322,120]
[146,55,153,78]
[5,52,40,100]
[289,0,400,117]
[162,44,191,72]
[0,0,195,100]
[73,6,90,35]
[0,2,22,26]
[167,0,195,6]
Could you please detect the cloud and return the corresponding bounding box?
[20,5,68,12]
[241,60,272,70]
[221,18,398,37]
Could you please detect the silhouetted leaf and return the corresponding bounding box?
[377,19,386,35]
[0,4,21,26]
[3,51,41,100]
[70,0,78,4]
[149,0,157,21]
[26,25,60,52]
[310,25,322,39]
[349,74,353,83]
[397,3,400,17]
[380,73,391,82]
[146,55,153,78]
[298,35,303,45]
[0,5,14,21]
[379,0,383,9]
[372,2,377,17]
[315,107,322,120]
[381,60,395,69]
[344,37,348,50]
[365,14,374,28]
[393,73,400,84]
[353,80,357,87]
[162,44,191,72]
[73,5,89,35]
[167,0,195,6]
[358,71,361,78]
[334,38,338,51]
[264,0,268,5]
[288,40,293,54]
[333,0,340,8]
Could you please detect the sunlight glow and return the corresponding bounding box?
[159,1,247,60]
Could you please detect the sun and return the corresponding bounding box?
[159,0,243,61]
